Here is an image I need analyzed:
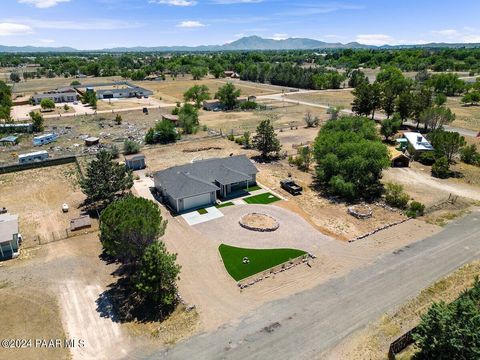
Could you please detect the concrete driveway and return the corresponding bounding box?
[181,206,224,226]
[194,203,334,253]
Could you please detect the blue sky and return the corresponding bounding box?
[1,0,480,49]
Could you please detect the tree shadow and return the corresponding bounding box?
[251,154,281,164]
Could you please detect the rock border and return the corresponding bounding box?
[348,204,373,219]
[239,212,280,232]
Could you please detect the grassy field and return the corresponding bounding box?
[218,244,306,281]
[285,89,354,108]
[243,192,281,204]
[446,97,480,131]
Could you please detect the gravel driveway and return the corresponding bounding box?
[194,203,334,253]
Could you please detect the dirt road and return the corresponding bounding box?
[147,209,480,360]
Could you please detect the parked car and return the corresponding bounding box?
[280,179,303,195]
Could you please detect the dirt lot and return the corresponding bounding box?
[285,89,355,109]
[136,77,288,103]
[446,96,480,131]
[0,164,87,247]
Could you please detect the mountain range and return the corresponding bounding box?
[1,35,480,53]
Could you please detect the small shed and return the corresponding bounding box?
[390,148,410,167]
[0,135,18,146]
[162,114,179,124]
[125,153,146,170]
[85,137,100,146]
[70,215,92,231]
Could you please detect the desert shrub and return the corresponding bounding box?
[460,144,480,165]
[431,156,450,178]
[418,151,436,165]
[405,201,425,218]
[384,182,409,209]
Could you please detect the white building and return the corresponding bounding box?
[0,213,20,259]
[403,132,434,156]
[18,150,49,164]
[31,88,78,105]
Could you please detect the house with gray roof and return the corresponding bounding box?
[0,213,20,260]
[153,155,258,213]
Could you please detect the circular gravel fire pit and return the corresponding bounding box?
[239,213,280,232]
[347,204,373,219]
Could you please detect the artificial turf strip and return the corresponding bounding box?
[218,244,307,281]
[243,192,281,205]
[216,202,234,208]
[197,208,208,215]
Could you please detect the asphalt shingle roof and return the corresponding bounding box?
[154,155,258,199]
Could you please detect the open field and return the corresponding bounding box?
[135,77,288,103]
[285,89,354,108]
[218,244,306,281]
[446,96,480,131]
[323,260,480,360]
[0,164,86,247]
[10,76,124,97]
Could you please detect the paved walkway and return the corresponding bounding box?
[182,206,224,226]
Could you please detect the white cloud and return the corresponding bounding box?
[177,21,205,28]
[278,4,363,17]
[150,0,197,6]
[18,19,143,30]
[18,0,70,8]
[431,28,480,43]
[39,38,55,43]
[0,23,33,36]
[355,34,394,46]
[269,33,288,40]
[211,0,263,4]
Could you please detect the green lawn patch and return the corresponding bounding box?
[243,185,262,192]
[197,208,208,215]
[216,202,234,208]
[243,192,281,205]
[218,244,306,281]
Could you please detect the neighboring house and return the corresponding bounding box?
[403,132,434,157]
[154,155,258,213]
[32,88,78,105]
[0,136,18,146]
[33,133,58,146]
[224,71,240,79]
[18,150,49,164]
[203,99,222,111]
[161,114,179,125]
[125,153,146,170]
[0,123,32,133]
[390,148,410,167]
[95,86,153,99]
[0,213,20,260]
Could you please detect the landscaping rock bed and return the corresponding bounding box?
[347,204,373,219]
[239,213,280,232]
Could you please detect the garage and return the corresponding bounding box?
[182,193,212,211]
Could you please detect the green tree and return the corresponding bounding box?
[100,196,166,264]
[215,82,240,110]
[313,117,390,200]
[115,114,122,125]
[395,91,414,123]
[431,156,451,178]
[10,72,21,83]
[82,90,97,108]
[190,67,208,80]
[253,119,281,158]
[0,80,13,120]
[80,150,133,207]
[327,106,342,120]
[147,119,178,144]
[29,111,44,132]
[348,69,368,88]
[178,103,199,134]
[134,241,181,310]
[243,131,251,149]
[40,98,55,110]
[303,110,319,127]
[352,83,382,119]
[297,146,313,172]
[413,279,480,359]
[123,140,140,155]
[211,64,224,79]
[184,85,210,109]
[420,106,455,131]
[429,130,466,165]
[461,90,480,106]
[380,116,401,142]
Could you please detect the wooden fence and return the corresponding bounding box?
[388,327,416,360]
[0,155,77,174]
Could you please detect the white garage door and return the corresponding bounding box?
[183,193,211,211]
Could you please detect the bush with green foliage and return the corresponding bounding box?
[29,111,44,132]
[80,150,133,207]
[123,140,140,155]
[145,119,178,145]
[413,278,480,359]
[70,80,81,86]
[460,144,480,165]
[313,117,390,200]
[40,98,55,110]
[384,183,409,209]
[115,114,122,125]
[380,116,401,141]
[183,85,210,108]
[227,133,235,141]
[178,103,199,134]
[405,201,425,218]
[418,151,436,165]
[134,241,181,311]
[215,82,240,110]
[239,101,258,110]
[431,156,451,178]
[100,196,166,264]
[428,130,466,165]
[0,80,13,120]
